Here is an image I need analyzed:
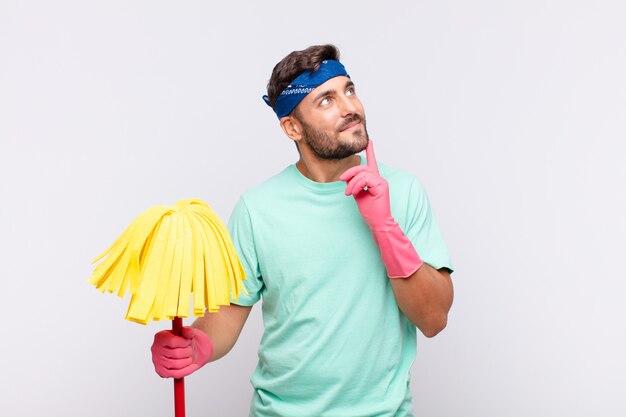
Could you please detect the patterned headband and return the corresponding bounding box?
[262,60,350,119]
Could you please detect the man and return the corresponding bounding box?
[152,44,454,416]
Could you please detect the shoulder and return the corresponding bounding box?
[239,165,294,202]
[379,163,425,193]
[228,168,291,227]
[378,163,430,222]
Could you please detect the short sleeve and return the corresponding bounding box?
[227,197,264,305]
[404,179,454,273]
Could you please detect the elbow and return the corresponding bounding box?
[418,313,448,338]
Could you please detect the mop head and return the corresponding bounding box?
[88,199,247,324]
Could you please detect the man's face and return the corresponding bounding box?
[293,76,369,160]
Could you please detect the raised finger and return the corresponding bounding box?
[366,140,379,172]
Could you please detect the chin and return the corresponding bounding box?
[350,131,369,153]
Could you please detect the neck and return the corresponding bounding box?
[296,152,361,183]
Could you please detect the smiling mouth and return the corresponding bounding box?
[340,120,361,132]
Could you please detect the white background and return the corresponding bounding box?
[1,1,625,416]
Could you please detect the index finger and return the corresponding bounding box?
[365,139,378,172]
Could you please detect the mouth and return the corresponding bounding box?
[339,119,361,132]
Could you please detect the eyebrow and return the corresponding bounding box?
[312,80,356,103]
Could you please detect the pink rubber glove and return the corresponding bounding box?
[339,140,423,278]
[151,326,213,379]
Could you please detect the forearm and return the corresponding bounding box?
[339,141,453,335]
[369,222,453,335]
[191,303,252,361]
[390,265,453,337]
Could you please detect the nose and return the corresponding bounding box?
[337,94,358,117]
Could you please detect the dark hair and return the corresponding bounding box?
[266,44,340,110]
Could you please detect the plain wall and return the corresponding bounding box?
[1,1,625,416]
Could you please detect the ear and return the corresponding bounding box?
[280,115,303,143]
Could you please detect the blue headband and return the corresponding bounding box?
[262,60,350,119]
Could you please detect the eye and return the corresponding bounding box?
[346,87,356,96]
[320,97,332,106]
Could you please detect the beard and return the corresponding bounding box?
[300,114,369,160]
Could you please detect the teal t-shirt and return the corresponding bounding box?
[228,157,453,417]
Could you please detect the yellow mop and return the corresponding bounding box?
[88,198,246,416]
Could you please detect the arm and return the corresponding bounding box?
[340,140,453,337]
[389,266,453,337]
[191,303,252,361]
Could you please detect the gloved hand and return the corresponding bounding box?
[151,326,213,379]
[339,140,423,278]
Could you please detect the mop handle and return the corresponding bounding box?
[172,317,186,417]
